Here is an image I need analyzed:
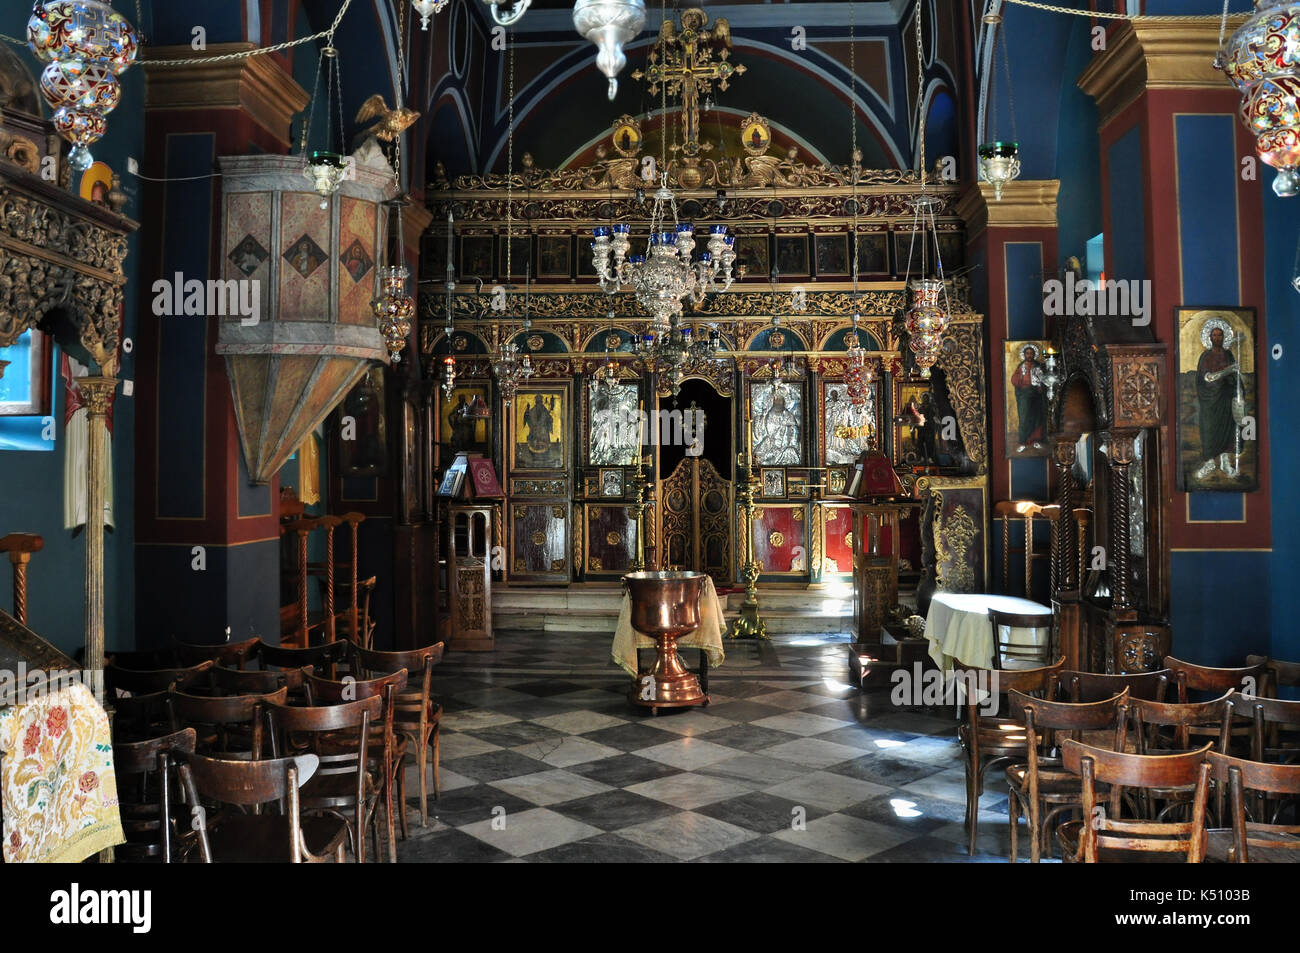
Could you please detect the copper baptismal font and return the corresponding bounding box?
[623,571,710,712]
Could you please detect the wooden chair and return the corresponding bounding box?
[1206,751,1300,863]
[1227,691,1300,766]
[267,695,385,863]
[1246,654,1300,698]
[994,501,1052,599]
[1164,655,1267,702]
[106,660,213,697]
[209,665,296,697]
[112,727,196,863]
[111,689,174,743]
[174,636,261,671]
[0,532,42,627]
[259,640,346,681]
[166,685,288,758]
[303,668,409,859]
[1005,689,1129,863]
[956,657,1064,855]
[1128,693,1231,823]
[1058,668,1169,703]
[350,642,446,827]
[176,751,347,863]
[1057,741,1214,863]
[988,608,1054,669]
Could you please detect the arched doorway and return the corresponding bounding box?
[657,378,733,586]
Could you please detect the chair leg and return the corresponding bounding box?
[397,757,409,841]
[965,760,980,856]
[432,727,441,801]
[1029,794,1041,864]
[416,738,429,827]
[1008,790,1020,863]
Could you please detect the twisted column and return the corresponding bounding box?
[1107,431,1138,612]
[1051,436,1078,593]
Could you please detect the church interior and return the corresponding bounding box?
[0,0,1298,878]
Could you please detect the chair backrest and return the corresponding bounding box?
[167,685,288,757]
[351,642,444,682]
[259,640,346,674]
[1246,655,1300,697]
[112,727,197,863]
[113,727,197,776]
[1059,668,1169,703]
[1226,691,1300,764]
[1062,740,1213,862]
[988,609,1054,668]
[1009,689,1129,754]
[174,637,262,670]
[1163,655,1267,702]
[107,660,213,696]
[953,657,1065,721]
[210,665,291,696]
[302,667,409,705]
[1206,751,1300,863]
[1129,692,1232,753]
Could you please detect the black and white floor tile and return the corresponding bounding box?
[395,631,1023,863]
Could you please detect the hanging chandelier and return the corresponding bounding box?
[28,0,140,173]
[492,342,533,408]
[905,276,950,379]
[572,0,648,100]
[591,174,736,333]
[1224,1,1300,197]
[631,322,723,396]
[411,0,451,31]
[977,4,1021,201]
[439,211,457,398]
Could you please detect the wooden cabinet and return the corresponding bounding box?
[447,505,493,651]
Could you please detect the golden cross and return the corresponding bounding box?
[633,7,745,162]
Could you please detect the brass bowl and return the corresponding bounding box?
[623,571,707,639]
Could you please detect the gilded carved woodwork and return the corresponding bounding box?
[917,475,988,594]
[933,322,988,475]
[0,173,136,374]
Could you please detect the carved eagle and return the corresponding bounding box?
[354,94,420,142]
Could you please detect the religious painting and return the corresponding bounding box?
[440,383,492,456]
[78,160,112,207]
[734,233,769,279]
[337,365,388,476]
[822,379,877,465]
[748,380,804,466]
[786,473,810,499]
[498,235,531,279]
[936,231,964,272]
[1004,341,1052,458]
[511,383,569,471]
[774,234,809,277]
[611,115,643,157]
[814,233,850,277]
[0,329,50,416]
[587,379,640,467]
[893,380,933,466]
[599,468,624,498]
[894,229,929,277]
[854,231,890,277]
[760,469,785,498]
[460,235,493,280]
[826,466,849,496]
[1175,307,1258,492]
[537,235,571,279]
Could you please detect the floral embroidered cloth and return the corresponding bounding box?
[0,682,124,863]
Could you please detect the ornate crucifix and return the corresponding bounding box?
[633,7,745,187]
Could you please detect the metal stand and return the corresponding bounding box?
[728,453,768,640]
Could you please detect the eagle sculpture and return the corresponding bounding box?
[354,94,420,142]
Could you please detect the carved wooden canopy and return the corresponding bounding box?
[1052,312,1166,434]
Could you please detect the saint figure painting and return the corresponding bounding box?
[1176,308,1257,492]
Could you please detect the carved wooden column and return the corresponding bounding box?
[79,376,116,684]
[0,534,43,627]
[1051,436,1078,592]
[1106,430,1139,613]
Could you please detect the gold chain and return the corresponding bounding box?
[145,0,355,65]
[916,0,925,185]
[506,28,515,283]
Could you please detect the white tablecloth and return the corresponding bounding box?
[611,576,726,677]
[924,592,1052,673]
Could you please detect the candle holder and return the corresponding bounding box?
[628,461,651,571]
[728,450,769,640]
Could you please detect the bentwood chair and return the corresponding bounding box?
[268,695,385,864]
[1005,690,1129,863]
[1205,752,1300,863]
[349,642,446,827]
[1226,691,1300,765]
[988,609,1054,669]
[1057,742,1214,863]
[176,752,347,863]
[112,728,197,863]
[209,665,293,697]
[1058,669,1169,704]
[1128,693,1231,822]
[174,636,262,671]
[303,668,408,861]
[260,640,347,681]
[1246,655,1300,698]
[166,685,288,758]
[956,657,1064,855]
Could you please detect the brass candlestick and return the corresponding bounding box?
[728,450,768,640]
[628,462,650,572]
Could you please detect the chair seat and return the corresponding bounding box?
[1205,829,1300,864]
[201,814,347,862]
[1005,763,1093,799]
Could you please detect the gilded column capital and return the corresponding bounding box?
[1106,429,1140,467]
[1051,433,1077,470]
[142,43,310,148]
[955,180,1060,238]
[1077,17,1246,126]
[78,376,117,417]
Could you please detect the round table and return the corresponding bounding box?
[923,592,1053,672]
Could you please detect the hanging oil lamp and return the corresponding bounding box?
[1224,1,1300,197]
[412,0,451,31]
[373,264,415,363]
[301,46,347,209]
[28,0,140,173]
[905,278,950,379]
[978,141,1021,201]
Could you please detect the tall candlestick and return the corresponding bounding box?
[747,413,754,464]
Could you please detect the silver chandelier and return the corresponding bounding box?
[590,173,736,335]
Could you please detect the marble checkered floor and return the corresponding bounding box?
[394,630,1021,862]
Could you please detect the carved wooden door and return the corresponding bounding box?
[659,457,732,587]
